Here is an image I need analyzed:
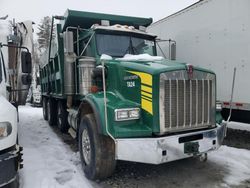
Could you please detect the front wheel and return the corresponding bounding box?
[78,114,116,180]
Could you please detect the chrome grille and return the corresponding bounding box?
[159,70,216,133]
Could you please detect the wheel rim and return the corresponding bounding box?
[82,129,91,165]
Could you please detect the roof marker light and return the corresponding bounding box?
[139,26,146,32]
[101,20,110,26]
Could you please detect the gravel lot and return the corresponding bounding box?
[18,106,250,188]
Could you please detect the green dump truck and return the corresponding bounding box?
[40,9,227,180]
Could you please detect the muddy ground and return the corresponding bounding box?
[223,128,250,150]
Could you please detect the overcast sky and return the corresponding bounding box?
[0,0,198,38]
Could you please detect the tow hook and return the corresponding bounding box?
[199,153,208,162]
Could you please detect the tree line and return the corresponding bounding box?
[37,16,55,53]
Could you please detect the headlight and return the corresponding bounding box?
[115,108,140,121]
[216,102,222,111]
[0,122,12,138]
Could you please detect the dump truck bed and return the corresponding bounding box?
[61,9,153,31]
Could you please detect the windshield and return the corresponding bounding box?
[96,33,156,57]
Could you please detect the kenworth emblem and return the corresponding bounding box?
[186,64,193,79]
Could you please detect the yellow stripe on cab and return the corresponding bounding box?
[127,71,153,115]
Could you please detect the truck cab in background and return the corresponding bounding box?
[40,10,226,180]
[0,18,33,187]
[28,71,41,106]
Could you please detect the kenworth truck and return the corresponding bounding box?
[0,18,33,187]
[40,9,227,180]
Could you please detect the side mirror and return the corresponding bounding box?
[21,51,32,73]
[21,75,32,85]
[170,43,176,60]
[6,85,11,92]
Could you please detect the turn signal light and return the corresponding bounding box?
[115,108,140,121]
[90,86,99,93]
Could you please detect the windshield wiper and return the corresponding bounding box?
[123,37,139,56]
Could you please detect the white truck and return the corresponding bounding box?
[0,18,33,187]
[29,70,41,106]
[148,0,250,122]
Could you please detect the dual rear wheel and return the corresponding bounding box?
[42,97,48,120]
[42,97,116,180]
[42,97,69,132]
[57,101,69,133]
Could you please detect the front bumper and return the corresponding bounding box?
[0,145,23,187]
[116,123,226,164]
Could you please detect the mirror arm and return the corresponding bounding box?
[48,16,55,64]
[8,88,29,92]
[0,43,29,53]
[48,15,65,63]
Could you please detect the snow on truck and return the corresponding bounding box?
[0,18,33,187]
[40,9,227,180]
[147,0,250,123]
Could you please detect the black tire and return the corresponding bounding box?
[42,97,48,120]
[9,176,19,188]
[57,101,69,133]
[78,114,116,180]
[47,98,57,126]
[4,175,19,188]
[30,96,33,104]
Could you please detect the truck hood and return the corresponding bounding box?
[111,59,214,75]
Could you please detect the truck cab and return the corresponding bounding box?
[0,43,22,188]
[40,10,226,180]
[0,19,33,187]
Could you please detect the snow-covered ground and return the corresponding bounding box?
[210,146,250,186]
[17,105,250,188]
[18,105,96,188]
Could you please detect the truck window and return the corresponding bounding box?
[81,37,94,57]
[96,34,156,57]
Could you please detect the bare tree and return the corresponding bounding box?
[37,16,55,51]
[0,15,8,20]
